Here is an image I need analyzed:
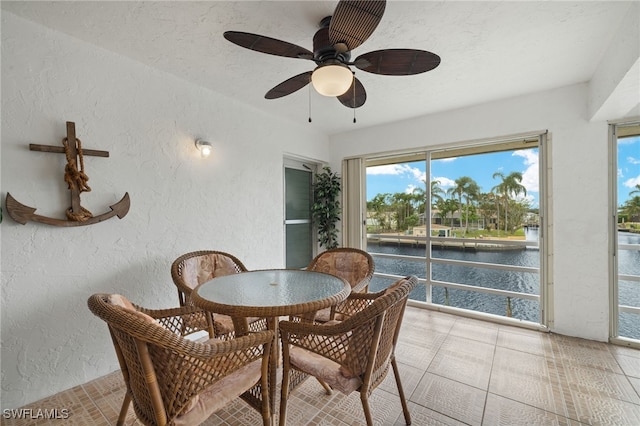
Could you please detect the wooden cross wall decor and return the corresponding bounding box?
[6,121,130,227]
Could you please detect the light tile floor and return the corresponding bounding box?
[4,308,640,425]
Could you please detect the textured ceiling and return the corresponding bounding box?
[2,1,634,135]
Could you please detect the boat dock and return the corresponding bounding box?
[367,234,532,251]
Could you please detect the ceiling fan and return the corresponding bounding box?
[224,0,441,109]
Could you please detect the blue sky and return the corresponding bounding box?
[618,135,640,205]
[367,136,640,208]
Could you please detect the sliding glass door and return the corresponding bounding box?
[364,134,547,327]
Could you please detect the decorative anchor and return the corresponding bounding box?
[6,121,130,227]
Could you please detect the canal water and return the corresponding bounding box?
[368,230,640,339]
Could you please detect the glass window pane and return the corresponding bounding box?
[616,130,640,341]
[285,168,311,220]
[365,139,542,327]
[286,223,312,269]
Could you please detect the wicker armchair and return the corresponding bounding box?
[88,293,274,426]
[171,250,265,337]
[278,275,418,426]
[305,247,375,322]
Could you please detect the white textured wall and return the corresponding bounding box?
[1,13,329,409]
[329,84,613,342]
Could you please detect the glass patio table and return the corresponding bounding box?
[192,269,350,415]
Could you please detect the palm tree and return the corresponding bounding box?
[626,185,640,224]
[390,192,415,231]
[445,198,459,228]
[490,184,503,233]
[492,171,526,233]
[477,192,498,231]
[621,196,640,223]
[447,176,479,231]
[434,198,448,226]
[463,181,481,230]
[409,185,427,224]
[430,180,445,208]
[367,193,390,232]
[425,180,444,226]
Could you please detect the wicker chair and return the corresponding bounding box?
[305,247,375,322]
[88,293,274,426]
[171,250,265,337]
[278,275,418,426]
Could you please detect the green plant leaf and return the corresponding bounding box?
[311,166,341,249]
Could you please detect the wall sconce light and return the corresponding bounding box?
[195,139,212,158]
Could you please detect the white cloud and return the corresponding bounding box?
[624,175,640,188]
[367,164,425,186]
[619,136,640,145]
[367,164,413,176]
[513,150,539,193]
[412,169,426,182]
[513,149,537,166]
[627,156,640,165]
[432,176,456,188]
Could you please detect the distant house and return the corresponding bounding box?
[412,224,451,237]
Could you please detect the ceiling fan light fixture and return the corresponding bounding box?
[311,64,353,97]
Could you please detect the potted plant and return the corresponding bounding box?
[312,166,341,249]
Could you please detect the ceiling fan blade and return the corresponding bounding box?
[354,49,441,75]
[337,77,366,108]
[265,71,313,99]
[224,31,313,59]
[329,1,386,52]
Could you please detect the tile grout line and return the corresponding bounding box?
[479,326,500,425]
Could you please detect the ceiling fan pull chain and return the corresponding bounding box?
[308,84,312,123]
[352,73,357,124]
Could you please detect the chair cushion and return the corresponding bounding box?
[107,294,156,324]
[180,258,200,289]
[313,307,332,323]
[385,277,408,295]
[213,314,235,335]
[214,315,263,336]
[288,346,361,394]
[173,358,262,426]
[313,252,369,289]
[181,254,240,289]
[314,308,345,323]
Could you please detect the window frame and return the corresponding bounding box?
[349,130,550,330]
[608,120,640,348]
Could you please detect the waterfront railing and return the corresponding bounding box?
[367,233,542,327]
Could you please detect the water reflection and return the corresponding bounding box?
[368,230,639,339]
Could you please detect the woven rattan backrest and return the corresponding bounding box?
[117,329,168,424]
[307,248,374,292]
[342,276,417,389]
[89,294,249,424]
[171,250,248,305]
[89,294,274,426]
[89,294,170,425]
